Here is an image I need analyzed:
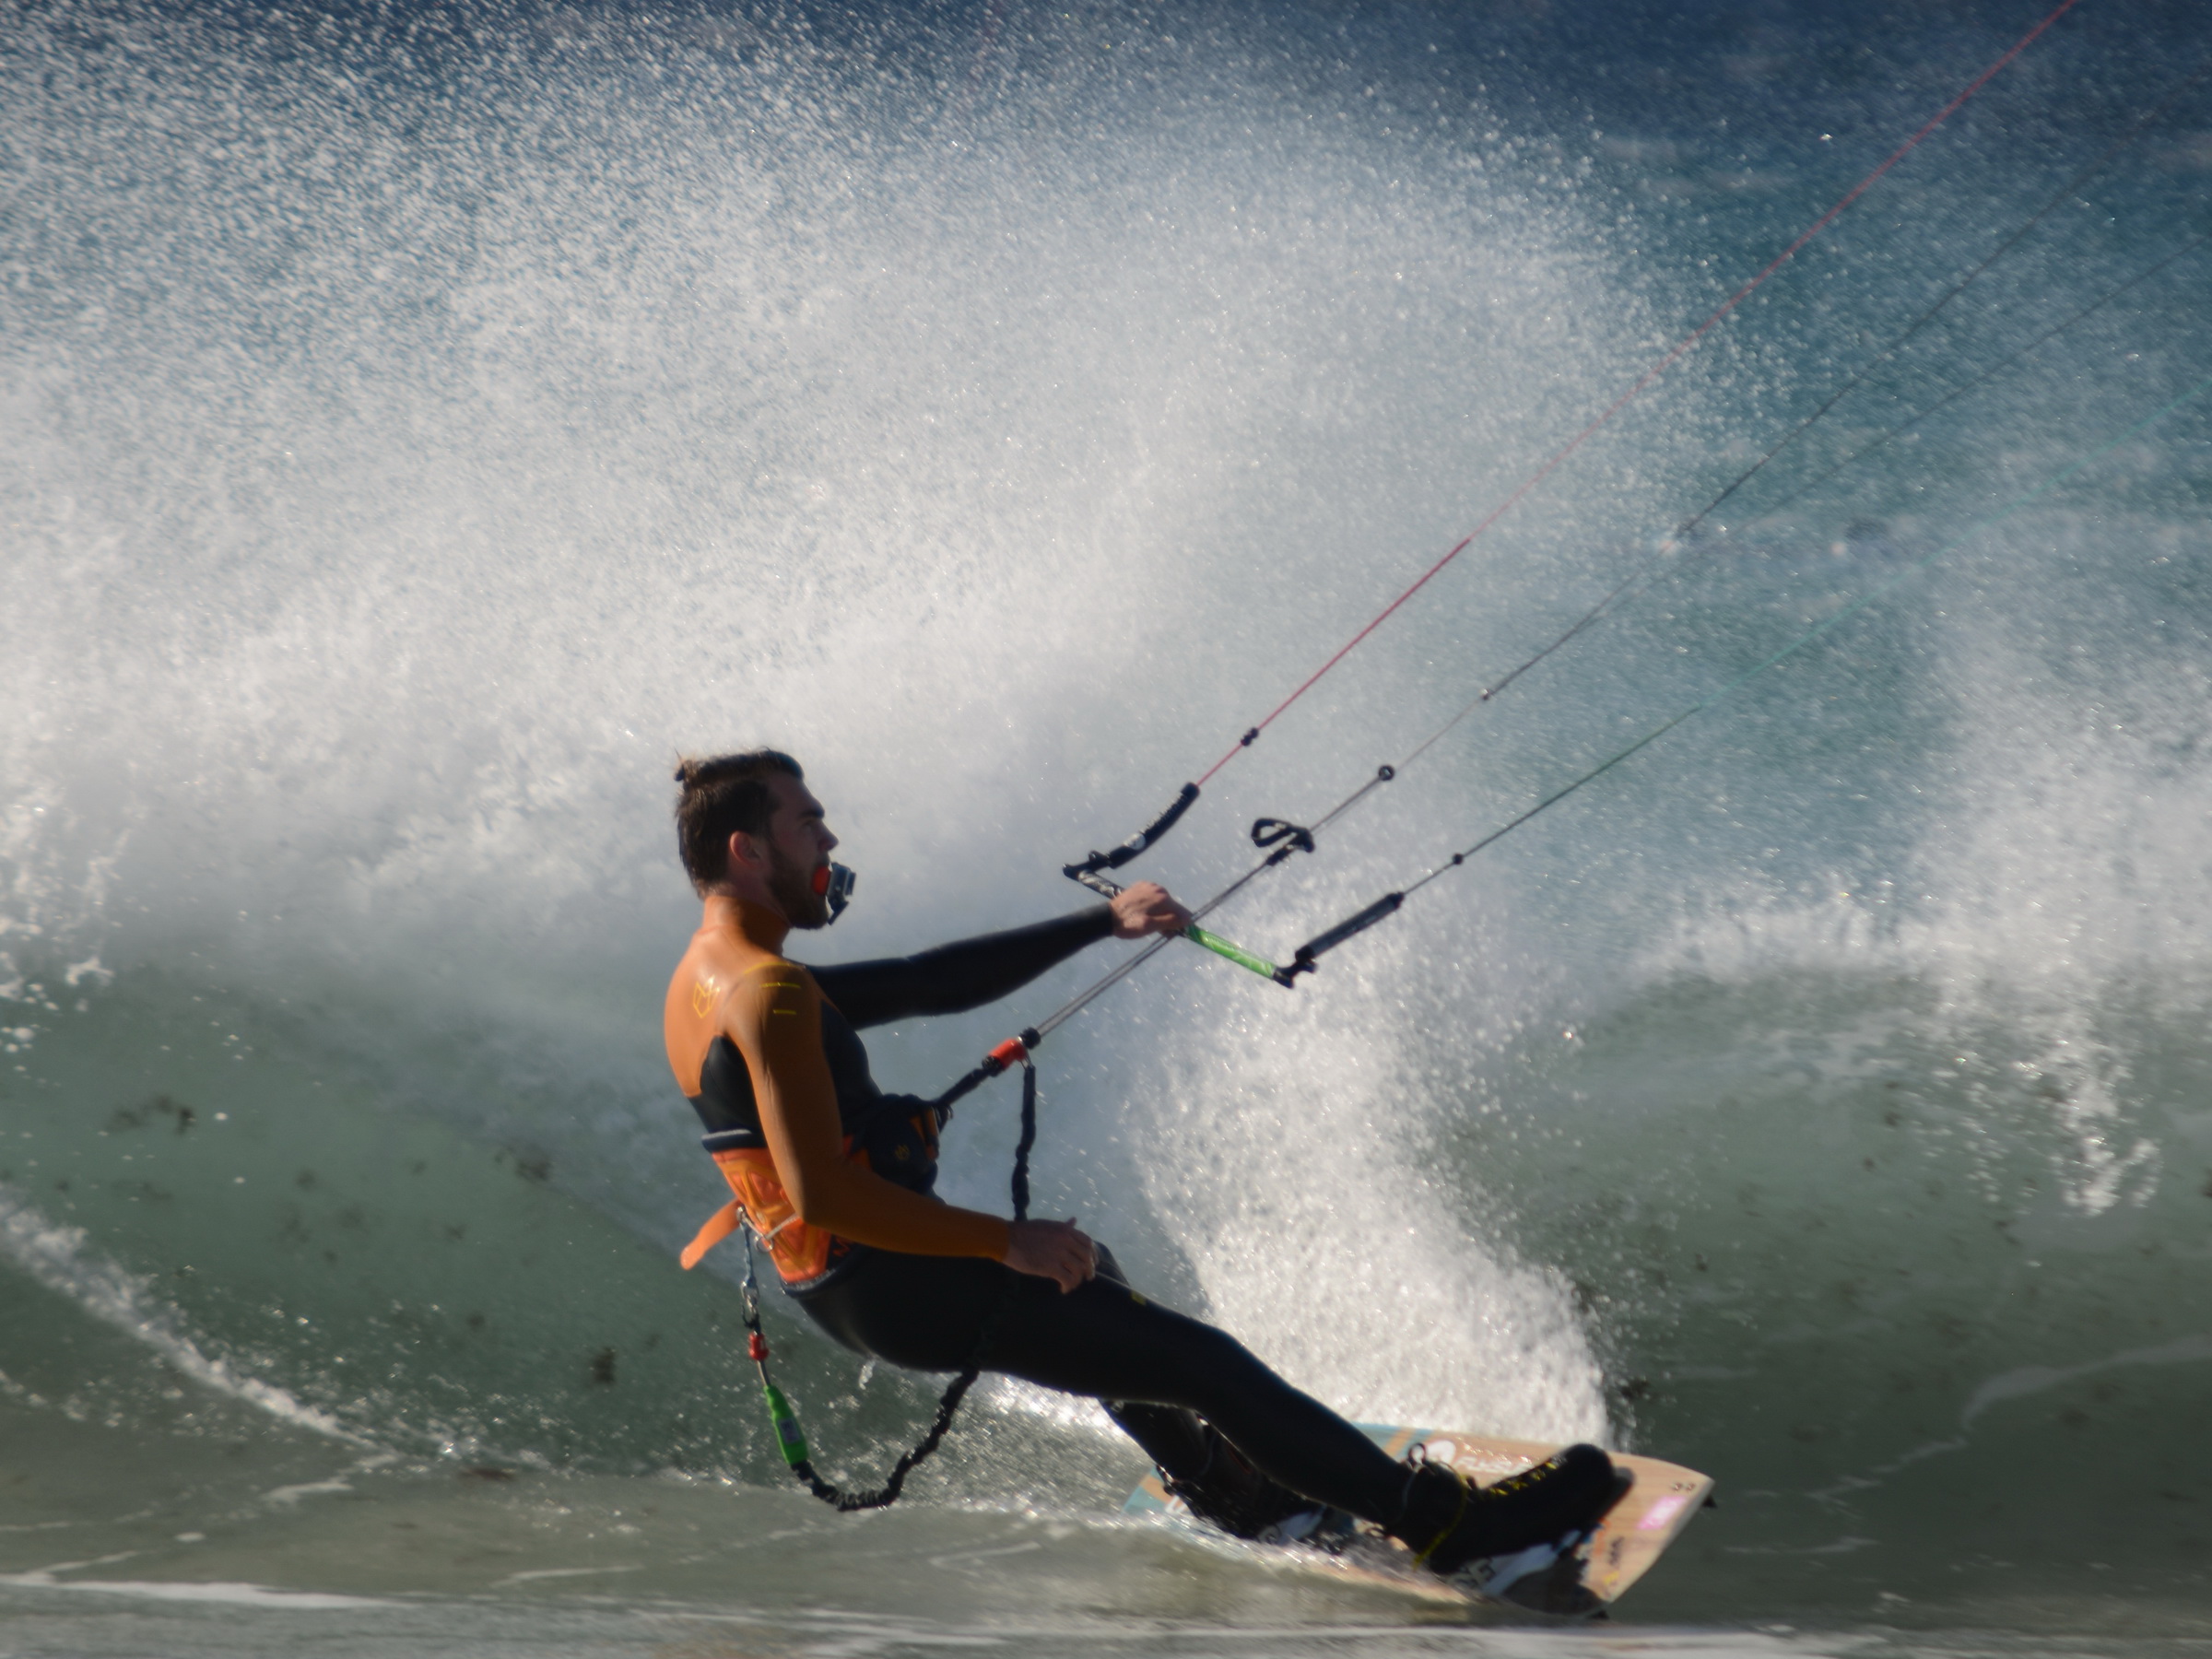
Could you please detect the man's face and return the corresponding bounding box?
[756,772,840,930]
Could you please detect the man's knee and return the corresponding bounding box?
[1093,1242,1132,1289]
[1168,1320,1271,1406]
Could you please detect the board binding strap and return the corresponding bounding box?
[1124,1427,1712,1618]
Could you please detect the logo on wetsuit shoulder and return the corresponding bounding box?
[691,979,716,1018]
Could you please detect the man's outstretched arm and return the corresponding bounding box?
[811,883,1191,1029]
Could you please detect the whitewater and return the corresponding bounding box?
[4,2,2210,1654]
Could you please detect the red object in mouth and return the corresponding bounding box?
[810,865,830,898]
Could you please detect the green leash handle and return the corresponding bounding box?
[761,1380,810,1468]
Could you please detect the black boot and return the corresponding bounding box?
[1162,1425,1338,1544]
[1394,1443,1626,1578]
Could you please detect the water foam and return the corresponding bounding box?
[0,1186,363,1444]
[1618,509,2212,1219]
[0,1561,390,1610]
[1131,946,1608,1439]
[0,0,1655,1450]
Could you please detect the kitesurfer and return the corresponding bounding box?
[662,748,1625,1574]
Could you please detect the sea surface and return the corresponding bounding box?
[5,3,2212,1655]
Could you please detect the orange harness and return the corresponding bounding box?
[679,1037,1020,1282]
[681,1141,869,1282]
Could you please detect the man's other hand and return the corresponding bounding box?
[1004,1218,1098,1292]
[1108,881,1193,939]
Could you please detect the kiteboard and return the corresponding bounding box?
[1123,1426,1710,1618]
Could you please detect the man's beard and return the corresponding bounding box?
[768,844,830,929]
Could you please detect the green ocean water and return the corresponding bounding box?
[5,2,2211,1653]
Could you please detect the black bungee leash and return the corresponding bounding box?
[739,1044,1040,1511]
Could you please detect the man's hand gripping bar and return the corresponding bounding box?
[1065,866,1288,985]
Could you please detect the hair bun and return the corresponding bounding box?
[670,749,806,893]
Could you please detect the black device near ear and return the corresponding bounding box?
[816,861,856,924]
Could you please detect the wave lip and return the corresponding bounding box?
[0,1185,363,1444]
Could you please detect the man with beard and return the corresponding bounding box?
[662,748,1621,1577]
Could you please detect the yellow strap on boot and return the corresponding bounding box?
[1410,1467,1471,1567]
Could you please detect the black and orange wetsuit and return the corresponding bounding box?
[664,896,1422,1533]
[665,898,1113,1288]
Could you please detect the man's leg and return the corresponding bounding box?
[794,1246,1620,1567]
[1087,1248,1321,1538]
[980,1267,1627,1571]
[795,1245,1406,1523]
[983,1267,1413,1524]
